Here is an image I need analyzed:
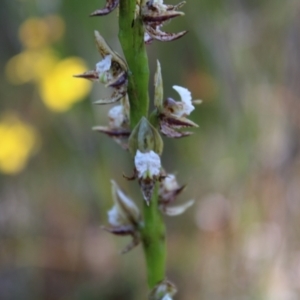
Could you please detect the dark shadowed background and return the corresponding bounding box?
[1,0,300,299]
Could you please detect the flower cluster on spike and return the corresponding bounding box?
[90,0,187,43]
[74,1,201,296]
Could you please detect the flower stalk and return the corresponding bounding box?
[118,0,149,128]
[141,183,167,288]
[118,0,167,288]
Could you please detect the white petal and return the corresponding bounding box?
[96,55,112,74]
[163,200,194,216]
[173,85,194,116]
[108,105,124,128]
[153,0,164,5]
[134,150,161,178]
[162,295,173,300]
[107,205,122,227]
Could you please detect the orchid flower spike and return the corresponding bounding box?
[104,180,142,253]
[74,31,128,104]
[142,0,187,43]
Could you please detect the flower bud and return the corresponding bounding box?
[128,117,163,156]
[154,60,163,110]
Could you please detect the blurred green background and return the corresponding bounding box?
[1,0,300,299]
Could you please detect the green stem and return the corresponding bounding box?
[140,184,167,288]
[118,0,167,289]
[118,0,149,129]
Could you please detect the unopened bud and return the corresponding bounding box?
[128,117,163,156]
[154,60,163,110]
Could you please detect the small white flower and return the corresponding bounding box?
[162,295,173,300]
[108,180,140,227]
[134,150,161,179]
[172,85,194,116]
[108,105,125,128]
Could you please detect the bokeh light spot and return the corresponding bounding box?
[5,48,58,85]
[0,114,40,175]
[39,57,92,112]
[19,18,50,49]
[44,15,65,43]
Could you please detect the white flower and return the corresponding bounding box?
[162,295,173,300]
[172,85,194,117]
[108,105,125,128]
[107,180,140,227]
[134,150,161,179]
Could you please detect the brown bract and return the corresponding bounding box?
[90,0,119,16]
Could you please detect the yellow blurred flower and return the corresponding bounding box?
[5,15,91,113]
[18,15,65,49]
[39,57,92,112]
[5,48,59,85]
[0,114,40,175]
[44,15,65,43]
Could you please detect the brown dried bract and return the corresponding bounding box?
[90,0,119,17]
